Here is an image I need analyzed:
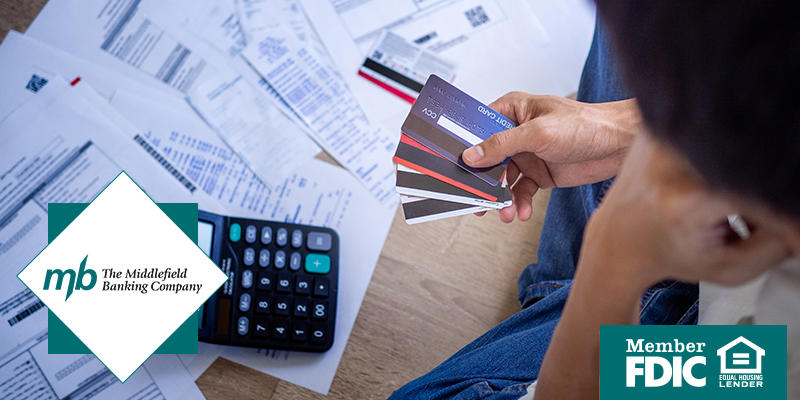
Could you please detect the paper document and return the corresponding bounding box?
[359,30,457,103]
[186,71,321,190]
[0,334,205,400]
[108,91,395,393]
[168,0,248,60]
[235,0,336,70]
[0,32,311,204]
[0,31,183,119]
[112,88,325,212]
[241,29,399,207]
[182,158,395,394]
[25,0,219,94]
[0,78,206,399]
[299,0,552,124]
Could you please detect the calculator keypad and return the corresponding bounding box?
[276,228,288,246]
[221,218,338,352]
[274,250,286,269]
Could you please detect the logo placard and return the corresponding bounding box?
[17,172,227,382]
[600,325,786,399]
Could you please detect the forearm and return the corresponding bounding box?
[533,256,650,399]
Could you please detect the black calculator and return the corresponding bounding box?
[196,210,338,352]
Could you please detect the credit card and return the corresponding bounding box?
[393,134,506,201]
[396,164,510,209]
[400,74,515,186]
[401,195,490,225]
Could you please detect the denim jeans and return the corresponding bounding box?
[388,18,698,400]
[387,183,699,400]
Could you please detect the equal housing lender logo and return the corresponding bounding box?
[601,325,787,399]
[17,172,227,382]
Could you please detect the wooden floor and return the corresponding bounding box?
[0,1,551,397]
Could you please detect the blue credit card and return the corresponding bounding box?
[400,74,515,186]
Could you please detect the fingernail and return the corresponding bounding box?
[464,145,484,163]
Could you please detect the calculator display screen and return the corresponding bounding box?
[197,221,214,257]
[197,221,215,330]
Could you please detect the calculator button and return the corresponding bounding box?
[295,277,311,295]
[241,270,253,289]
[274,250,286,269]
[292,321,308,342]
[255,295,271,314]
[276,228,288,246]
[311,324,327,343]
[243,248,255,266]
[290,252,301,271]
[291,230,303,248]
[245,225,257,244]
[229,223,242,242]
[305,254,330,274]
[307,232,332,251]
[274,297,290,316]
[276,274,292,294]
[254,318,269,338]
[294,298,310,318]
[261,226,273,245]
[312,301,328,320]
[258,249,270,268]
[239,293,251,312]
[257,272,274,292]
[273,319,289,340]
[313,277,330,297]
[237,316,248,336]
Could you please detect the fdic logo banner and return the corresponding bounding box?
[600,325,787,399]
[17,172,227,383]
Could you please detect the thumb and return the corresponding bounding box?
[462,125,532,168]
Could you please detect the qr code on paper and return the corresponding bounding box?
[25,74,48,93]
[465,6,490,28]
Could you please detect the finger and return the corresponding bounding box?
[473,210,488,217]
[487,92,553,125]
[462,125,533,168]
[510,152,557,189]
[487,92,526,123]
[505,159,521,187]
[511,177,540,222]
[499,192,518,223]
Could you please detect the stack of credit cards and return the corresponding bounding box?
[394,75,515,224]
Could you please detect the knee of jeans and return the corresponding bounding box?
[455,381,534,400]
[458,381,494,399]
[518,279,572,309]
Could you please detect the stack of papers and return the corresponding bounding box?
[0,0,402,396]
[394,75,513,224]
[1,0,596,395]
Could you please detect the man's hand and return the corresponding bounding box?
[582,131,793,287]
[535,132,795,400]
[461,92,641,223]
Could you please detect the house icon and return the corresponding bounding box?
[716,336,765,374]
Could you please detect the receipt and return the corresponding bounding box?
[170,0,248,60]
[186,70,321,189]
[235,0,335,72]
[242,27,399,207]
